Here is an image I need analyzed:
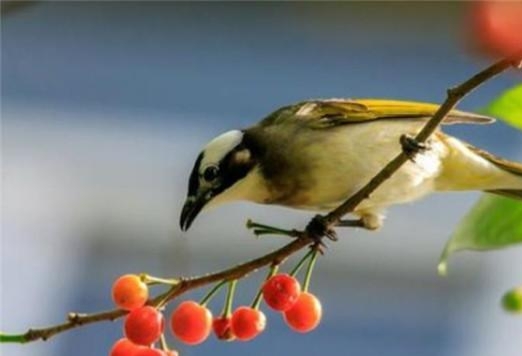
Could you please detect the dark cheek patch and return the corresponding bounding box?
[214,148,255,195]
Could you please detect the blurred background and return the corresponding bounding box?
[2,2,522,356]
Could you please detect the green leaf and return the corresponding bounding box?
[438,85,522,275]
[438,194,522,276]
[502,287,522,314]
[484,84,522,131]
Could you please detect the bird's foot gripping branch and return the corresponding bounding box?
[1,55,521,356]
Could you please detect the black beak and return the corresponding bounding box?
[180,191,213,231]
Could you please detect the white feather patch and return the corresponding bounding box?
[201,130,244,170]
[296,103,317,116]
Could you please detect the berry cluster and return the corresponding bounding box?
[172,301,266,343]
[262,274,322,333]
[109,248,321,355]
[110,274,177,356]
[168,276,321,347]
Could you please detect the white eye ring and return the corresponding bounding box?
[202,165,219,182]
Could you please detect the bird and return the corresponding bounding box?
[179,98,522,232]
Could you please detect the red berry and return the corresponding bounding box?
[112,274,149,311]
[468,1,522,58]
[110,338,142,356]
[212,316,235,341]
[134,348,166,356]
[170,301,212,345]
[124,306,164,345]
[262,274,301,311]
[230,307,266,341]
[283,292,322,333]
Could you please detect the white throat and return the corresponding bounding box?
[205,166,269,210]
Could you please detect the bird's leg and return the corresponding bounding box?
[337,218,381,230]
[337,219,365,228]
[400,134,429,162]
[338,211,383,230]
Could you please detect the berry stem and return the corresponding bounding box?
[251,264,279,310]
[140,274,179,286]
[200,280,228,307]
[303,248,319,292]
[222,280,238,317]
[159,333,168,351]
[290,248,315,277]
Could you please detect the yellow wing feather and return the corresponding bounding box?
[320,98,495,124]
[259,98,495,128]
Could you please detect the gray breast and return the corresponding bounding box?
[244,124,317,206]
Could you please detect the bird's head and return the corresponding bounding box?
[180,130,259,231]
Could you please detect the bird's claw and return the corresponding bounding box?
[305,215,338,250]
[400,134,428,162]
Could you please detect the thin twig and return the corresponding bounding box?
[2,237,310,343]
[1,55,519,344]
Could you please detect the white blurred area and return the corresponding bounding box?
[2,2,522,356]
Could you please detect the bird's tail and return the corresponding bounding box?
[489,189,522,200]
[466,144,522,200]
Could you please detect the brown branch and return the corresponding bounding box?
[2,54,520,344]
[7,237,312,343]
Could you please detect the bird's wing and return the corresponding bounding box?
[466,144,522,201]
[466,144,522,177]
[259,99,495,129]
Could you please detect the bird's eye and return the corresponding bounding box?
[203,165,219,182]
